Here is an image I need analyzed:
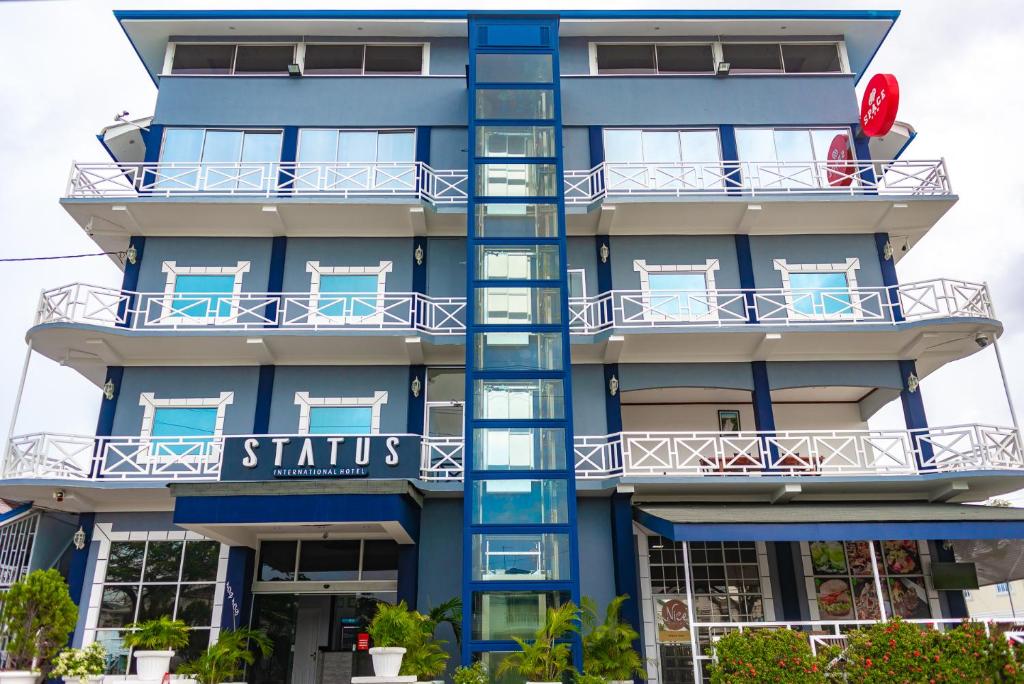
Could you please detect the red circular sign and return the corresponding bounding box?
[826,134,854,187]
[860,73,900,137]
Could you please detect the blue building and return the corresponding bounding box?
[5,8,1024,683]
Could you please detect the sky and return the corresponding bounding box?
[0,0,1022,493]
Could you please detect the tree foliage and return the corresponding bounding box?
[0,569,79,673]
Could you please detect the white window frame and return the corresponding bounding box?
[773,257,861,321]
[138,392,234,463]
[587,40,849,76]
[634,259,720,322]
[80,523,229,649]
[164,42,297,77]
[306,260,393,325]
[295,391,388,435]
[159,261,251,325]
[163,41,429,77]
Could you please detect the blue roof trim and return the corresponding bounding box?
[115,9,900,21]
[855,10,900,84]
[95,133,119,164]
[0,503,33,525]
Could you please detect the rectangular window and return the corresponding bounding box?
[997,583,1010,594]
[476,126,557,158]
[296,129,415,191]
[474,204,559,238]
[722,43,783,73]
[475,89,554,120]
[150,407,217,458]
[596,44,655,74]
[303,44,364,74]
[472,590,571,641]
[596,44,714,75]
[477,244,560,281]
[735,127,855,189]
[474,332,563,371]
[787,272,852,316]
[472,533,571,581]
[157,129,282,192]
[476,163,558,197]
[473,427,566,471]
[781,44,841,73]
[233,45,294,74]
[317,274,379,319]
[604,128,722,191]
[472,479,569,525]
[474,379,565,420]
[476,53,552,83]
[475,287,561,326]
[256,539,399,586]
[648,272,712,318]
[170,274,235,319]
[171,44,235,74]
[307,406,373,434]
[364,45,424,74]
[171,43,422,76]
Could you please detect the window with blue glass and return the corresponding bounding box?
[306,261,391,324]
[296,129,414,191]
[788,272,853,316]
[170,274,235,319]
[648,273,712,318]
[307,407,373,435]
[161,262,249,325]
[158,128,282,192]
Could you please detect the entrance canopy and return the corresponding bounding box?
[635,502,1024,542]
[170,480,421,548]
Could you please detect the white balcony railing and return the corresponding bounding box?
[6,425,1020,483]
[35,279,992,335]
[64,159,951,203]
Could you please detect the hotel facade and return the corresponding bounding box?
[4,8,1024,683]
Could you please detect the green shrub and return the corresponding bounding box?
[368,601,420,648]
[453,662,488,684]
[122,616,191,651]
[581,595,645,681]
[177,628,273,684]
[497,601,581,683]
[0,569,79,672]
[400,612,450,680]
[575,673,608,684]
[706,627,827,683]
[50,642,108,678]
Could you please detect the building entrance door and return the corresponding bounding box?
[292,596,329,684]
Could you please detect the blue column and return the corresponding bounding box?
[277,125,299,194]
[93,366,123,478]
[734,235,758,324]
[118,236,145,328]
[140,125,164,164]
[253,365,275,434]
[408,365,426,436]
[719,124,742,191]
[412,237,428,327]
[772,542,803,620]
[874,232,903,322]
[853,131,877,188]
[899,359,934,467]
[415,127,432,165]
[604,364,622,434]
[934,541,968,618]
[65,512,95,647]
[610,493,642,656]
[220,546,255,630]
[265,236,287,328]
[751,361,778,467]
[398,544,420,609]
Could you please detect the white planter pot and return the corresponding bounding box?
[133,650,175,679]
[369,646,406,677]
[0,673,39,684]
[62,678,103,684]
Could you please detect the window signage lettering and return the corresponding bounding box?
[219,435,420,480]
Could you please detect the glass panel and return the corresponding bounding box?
[568,270,586,298]
[472,479,569,524]
[774,130,814,162]
[476,126,556,158]
[472,533,571,581]
[317,273,378,318]
[157,129,205,190]
[782,44,841,73]
[604,129,643,163]
[172,274,236,319]
[144,541,183,582]
[303,44,364,74]
[177,584,216,627]
[374,131,416,189]
[735,128,777,162]
[596,44,656,74]
[427,368,465,402]
[181,541,219,582]
[473,379,565,420]
[239,132,282,191]
[308,406,373,434]
[138,584,178,622]
[473,427,567,471]
[258,541,297,581]
[472,590,571,640]
[475,287,561,326]
[810,128,851,163]
[680,130,722,162]
[475,204,558,238]
[98,587,138,628]
[151,407,217,437]
[788,272,852,316]
[200,130,244,191]
[656,44,714,73]
[298,540,361,581]
[105,542,145,582]
[475,332,563,371]
[477,245,560,280]
[642,131,683,163]
[428,405,463,438]
[233,45,294,74]
[365,45,423,74]
[476,163,557,197]
[476,89,554,120]
[476,54,552,83]
[171,44,234,75]
[722,43,783,73]
[648,272,711,318]
[296,129,340,190]
[362,540,400,579]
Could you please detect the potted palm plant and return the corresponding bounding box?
[400,612,450,682]
[581,596,646,684]
[497,601,581,684]
[50,643,108,684]
[367,601,419,677]
[177,628,273,684]
[122,616,190,679]
[0,569,79,684]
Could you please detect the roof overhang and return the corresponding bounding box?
[98,116,153,164]
[635,502,1024,542]
[114,9,899,84]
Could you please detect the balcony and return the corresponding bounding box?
[5,425,1021,502]
[30,279,999,381]
[61,159,954,248]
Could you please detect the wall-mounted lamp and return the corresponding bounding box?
[882,240,894,261]
[906,373,920,393]
[715,61,731,77]
[599,243,610,264]
[287,63,302,77]
[414,244,425,266]
[103,379,116,401]
[73,526,87,551]
[410,376,422,398]
[608,374,619,396]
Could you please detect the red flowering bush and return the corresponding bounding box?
[706,627,828,683]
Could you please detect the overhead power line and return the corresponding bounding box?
[0,250,126,263]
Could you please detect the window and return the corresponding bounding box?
[781,44,842,73]
[472,533,571,581]
[303,44,424,75]
[635,259,720,321]
[475,90,554,120]
[595,44,714,74]
[474,379,565,420]
[88,533,225,674]
[295,129,415,191]
[138,392,233,461]
[735,127,856,190]
[425,368,465,439]
[604,129,723,191]
[255,539,399,588]
[476,163,558,197]
[723,43,842,74]
[774,258,861,320]
[158,129,282,192]
[306,261,392,324]
[159,261,251,325]
[804,541,935,620]
[171,44,295,75]
[295,391,388,435]
[476,53,552,83]
[476,126,557,158]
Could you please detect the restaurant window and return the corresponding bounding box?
[595,44,714,74]
[90,538,224,673]
[804,540,936,620]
